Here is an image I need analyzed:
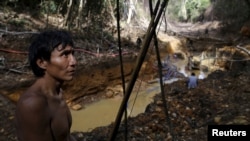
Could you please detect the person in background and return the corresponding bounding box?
[15,30,77,141]
[188,72,198,89]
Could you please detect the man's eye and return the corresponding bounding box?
[62,50,75,57]
[62,52,70,57]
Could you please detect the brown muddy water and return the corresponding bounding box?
[70,78,179,132]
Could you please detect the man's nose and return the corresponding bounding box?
[69,55,77,66]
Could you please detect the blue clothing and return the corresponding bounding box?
[188,75,198,89]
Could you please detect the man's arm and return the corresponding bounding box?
[16,95,53,141]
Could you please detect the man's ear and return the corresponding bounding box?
[36,59,48,69]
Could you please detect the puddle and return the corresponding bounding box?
[70,78,179,132]
[70,97,121,132]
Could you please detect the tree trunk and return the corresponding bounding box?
[76,0,84,29]
[64,0,73,27]
[179,0,187,21]
[127,0,135,24]
[106,0,116,25]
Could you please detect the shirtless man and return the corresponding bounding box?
[15,30,77,141]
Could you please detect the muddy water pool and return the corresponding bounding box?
[70,78,180,132]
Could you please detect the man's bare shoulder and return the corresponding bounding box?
[17,89,48,113]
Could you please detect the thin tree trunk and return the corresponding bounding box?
[127,0,135,24]
[64,0,73,27]
[76,0,84,29]
[107,0,116,25]
[179,0,187,21]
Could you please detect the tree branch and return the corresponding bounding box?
[236,45,250,56]
[0,29,39,35]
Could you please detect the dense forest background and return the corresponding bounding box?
[1,1,250,141]
[1,0,250,36]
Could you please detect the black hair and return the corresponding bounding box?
[29,30,74,77]
[191,72,195,76]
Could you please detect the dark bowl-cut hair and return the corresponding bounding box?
[29,30,74,77]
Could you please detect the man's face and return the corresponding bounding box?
[45,45,77,81]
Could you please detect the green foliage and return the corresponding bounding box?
[167,0,182,21]
[167,0,210,22]
[186,0,210,22]
[40,1,58,14]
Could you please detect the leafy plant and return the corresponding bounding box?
[40,0,58,14]
[167,0,210,22]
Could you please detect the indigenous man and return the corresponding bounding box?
[15,30,77,141]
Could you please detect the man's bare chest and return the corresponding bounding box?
[48,97,72,138]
